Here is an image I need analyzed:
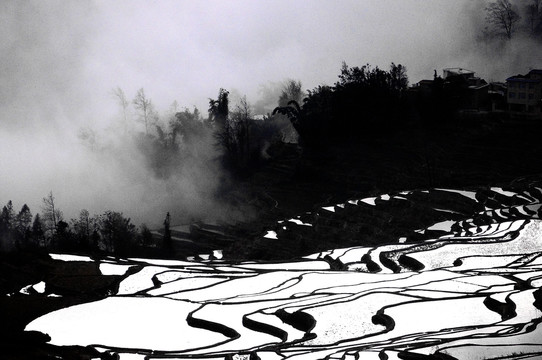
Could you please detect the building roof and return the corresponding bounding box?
[443,68,475,76]
[506,69,542,82]
[506,76,540,83]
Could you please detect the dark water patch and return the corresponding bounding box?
[483,295,517,321]
[187,307,240,339]
[398,255,425,272]
[361,253,382,273]
[242,314,288,342]
[274,309,316,334]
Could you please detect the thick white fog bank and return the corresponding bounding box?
[0,125,227,226]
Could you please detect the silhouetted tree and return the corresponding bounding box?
[334,62,407,136]
[56,220,72,251]
[139,224,153,247]
[133,88,156,134]
[112,86,129,131]
[32,213,45,248]
[274,62,409,146]
[163,212,172,254]
[98,211,136,255]
[273,86,333,146]
[15,204,32,249]
[210,89,237,165]
[133,126,176,179]
[91,228,101,252]
[273,100,302,130]
[389,63,409,95]
[154,123,176,150]
[275,80,304,142]
[230,96,252,169]
[71,209,93,251]
[208,88,230,130]
[1,200,15,230]
[212,92,273,173]
[486,0,521,39]
[42,191,62,241]
[0,201,16,251]
[138,104,208,179]
[16,204,32,233]
[170,106,206,148]
[526,0,542,35]
[278,80,305,107]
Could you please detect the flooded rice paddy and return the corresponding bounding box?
[23,185,542,359]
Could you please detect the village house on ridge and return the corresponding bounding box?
[410,67,542,119]
[506,69,542,115]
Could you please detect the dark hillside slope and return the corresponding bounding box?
[221,117,542,260]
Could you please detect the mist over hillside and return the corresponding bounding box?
[1,0,542,226]
[3,2,542,357]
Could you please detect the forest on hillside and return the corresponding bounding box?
[2,56,542,259]
[3,0,542,258]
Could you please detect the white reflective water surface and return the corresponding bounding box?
[24,186,542,359]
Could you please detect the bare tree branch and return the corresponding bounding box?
[133,88,156,134]
[112,87,129,130]
[485,0,521,39]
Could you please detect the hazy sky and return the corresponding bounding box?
[1,0,540,225]
[1,0,483,125]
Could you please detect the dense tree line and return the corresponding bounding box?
[273,62,409,146]
[0,196,170,257]
[3,58,527,259]
[135,105,210,179]
[209,89,289,175]
[105,61,480,180]
[109,71,414,179]
[107,85,287,179]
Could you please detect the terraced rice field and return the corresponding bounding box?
[22,184,542,359]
